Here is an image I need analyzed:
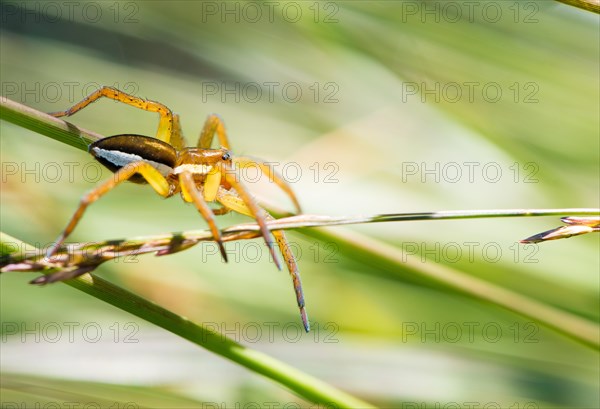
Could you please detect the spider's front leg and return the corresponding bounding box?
[178,171,228,261]
[215,186,310,332]
[272,224,309,332]
[197,114,231,149]
[196,115,301,214]
[218,163,282,270]
[196,114,298,261]
[233,156,302,214]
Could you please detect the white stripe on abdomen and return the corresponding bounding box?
[92,147,173,177]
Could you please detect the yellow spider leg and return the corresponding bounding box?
[49,86,175,144]
[218,163,282,270]
[178,171,228,262]
[215,189,252,216]
[203,168,221,202]
[197,114,231,149]
[170,113,187,151]
[234,156,302,214]
[216,188,309,331]
[46,161,172,259]
[273,227,309,332]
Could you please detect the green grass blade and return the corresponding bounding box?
[555,0,600,13]
[0,233,376,409]
[0,96,100,150]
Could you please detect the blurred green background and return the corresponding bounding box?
[1,1,598,408]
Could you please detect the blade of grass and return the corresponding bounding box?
[0,96,101,149]
[1,372,212,408]
[555,0,600,14]
[0,233,376,409]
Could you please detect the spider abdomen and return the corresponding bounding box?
[89,134,177,183]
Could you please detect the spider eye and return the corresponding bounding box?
[221,152,231,161]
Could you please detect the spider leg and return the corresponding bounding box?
[49,86,175,144]
[216,187,309,332]
[233,156,302,214]
[170,113,187,151]
[197,114,231,149]
[46,161,173,259]
[218,163,282,270]
[211,204,231,216]
[272,226,309,332]
[178,171,228,262]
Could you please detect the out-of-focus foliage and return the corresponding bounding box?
[1,1,598,407]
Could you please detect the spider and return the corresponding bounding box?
[43,86,309,332]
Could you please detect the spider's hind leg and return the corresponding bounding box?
[49,86,176,144]
[46,161,173,259]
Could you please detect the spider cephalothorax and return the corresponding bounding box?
[43,86,309,331]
